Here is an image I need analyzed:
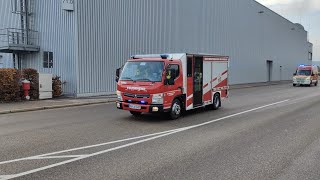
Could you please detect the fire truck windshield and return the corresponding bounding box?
[120,61,164,82]
[297,70,311,76]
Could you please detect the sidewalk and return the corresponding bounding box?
[0,81,290,115]
[0,96,117,115]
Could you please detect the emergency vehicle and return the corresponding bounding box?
[293,65,319,87]
[116,53,229,119]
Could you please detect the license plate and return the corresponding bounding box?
[129,104,141,110]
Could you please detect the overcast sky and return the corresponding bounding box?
[256,0,320,61]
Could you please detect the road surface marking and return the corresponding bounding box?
[0,128,182,165]
[26,155,89,160]
[0,99,290,180]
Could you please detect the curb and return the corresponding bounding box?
[0,100,117,115]
[230,82,291,90]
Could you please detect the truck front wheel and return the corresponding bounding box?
[169,99,182,120]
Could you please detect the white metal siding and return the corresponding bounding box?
[22,0,78,95]
[0,0,20,67]
[0,0,311,96]
[76,0,310,96]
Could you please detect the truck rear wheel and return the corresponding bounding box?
[130,111,142,116]
[212,93,221,110]
[169,99,182,120]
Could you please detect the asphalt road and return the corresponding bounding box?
[1,83,320,180]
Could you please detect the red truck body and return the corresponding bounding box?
[116,53,229,119]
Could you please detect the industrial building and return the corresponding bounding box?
[0,0,313,97]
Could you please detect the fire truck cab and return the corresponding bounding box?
[116,53,229,119]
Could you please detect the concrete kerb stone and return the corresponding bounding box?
[0,100,117,115]
[230,81,291,90]
[0,110,11,115]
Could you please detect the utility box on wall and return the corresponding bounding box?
[39,73,53,100]
[62,0,74,11]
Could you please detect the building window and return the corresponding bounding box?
[308,52,313,60]
[43,51,53,68]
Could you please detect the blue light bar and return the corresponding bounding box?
[128,100,132,102]
[140,101,146,104]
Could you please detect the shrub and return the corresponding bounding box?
[22,69,39,100]
[0,68,21,102]
[52,76,62,97]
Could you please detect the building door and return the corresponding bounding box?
[193,56,203,107]
[267,60,273,82]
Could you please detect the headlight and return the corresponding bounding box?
[306,77,311,80]
[152,93,164,104]
[116,90,123,101]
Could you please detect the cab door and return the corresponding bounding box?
[163,63,183,108]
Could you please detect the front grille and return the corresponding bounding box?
[124,93,150,99]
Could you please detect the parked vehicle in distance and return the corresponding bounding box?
[293,65,319,87]
[116,53,229,119]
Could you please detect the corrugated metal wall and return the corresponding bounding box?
[76,0,310,96]
[22,0,78,95]
[0,0,311,96]
[0,0,21,68]
[0,0,77,95]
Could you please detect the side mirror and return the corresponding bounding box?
[293,73,297,76]
[116,68,121,82]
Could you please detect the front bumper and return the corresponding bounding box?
[117,101,167,113]
[293,79,310,85]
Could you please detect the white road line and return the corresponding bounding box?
[26,155,89,160]
[1,129,185,180]
[0,128,182,165]
[0,99,290,179]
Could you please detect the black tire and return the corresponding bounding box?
[315,81,318,86]
[169,99,182,120]
[130,111,142,116]
[293,84,296,87]
[212,93,221,110]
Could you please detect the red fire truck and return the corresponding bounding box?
[116,53,229,119]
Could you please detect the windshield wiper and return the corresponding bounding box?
[135,78,154,82]
[121,77,134,81]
